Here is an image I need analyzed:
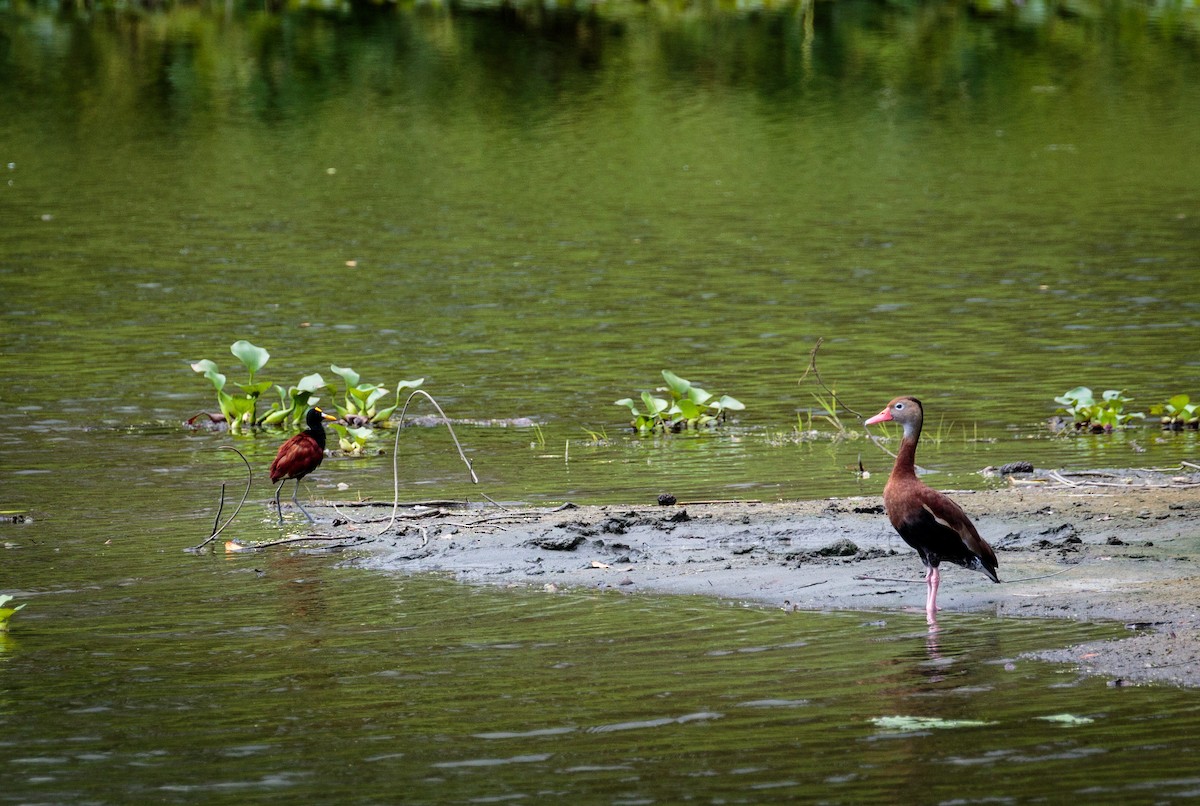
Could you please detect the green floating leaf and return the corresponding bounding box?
[230,340,270,376]
[236,381,273,397]
[641,392,669,416]
[0,594,25,630]
[661,370,692,398]
[676,399,702,420]
[871,715,996,732]
[331,364,361,388]
[296,373,326,393]
[1036,714,1095,726]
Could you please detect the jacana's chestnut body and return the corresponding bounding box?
[865,397,999,625]
[269,407,336,523]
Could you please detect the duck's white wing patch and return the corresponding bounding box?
[922,503,955,531]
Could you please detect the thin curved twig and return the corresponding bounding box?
[797,337,864,419]
[378,390,479,536]
[191,446,252,551]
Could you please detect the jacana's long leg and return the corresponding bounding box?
[273,480,287,524]
[292,478,315,523]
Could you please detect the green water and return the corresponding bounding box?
[2,0,1200,800]
[2,0,1198,505]
[4,558,1200,803]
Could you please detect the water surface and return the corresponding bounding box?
[2,0,1200,800]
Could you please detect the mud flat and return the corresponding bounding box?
[315,469,1200,687]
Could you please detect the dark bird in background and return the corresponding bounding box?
[269,406,337,524]
[864,396,1000,627]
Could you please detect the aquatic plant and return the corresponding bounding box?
[0,594,25,631]
[615,370,744,433]
[1150,394,1199,430]
[190,340,423,434]
[810,389,846,432]
[327,366,423,426]
[190,339,273,433]
[258,373,325,427]
[1054,387,1144,432]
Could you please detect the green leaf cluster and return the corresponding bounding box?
[190,340,422,435]
[1053,387,1144,432]
[615,370,745,434]
[0,594,25,631]
[1150,394,1200,429]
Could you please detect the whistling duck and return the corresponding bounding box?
[864,397,1000,625]
[269,406,337,523]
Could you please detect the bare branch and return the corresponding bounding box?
[379,390,479,536]
[190,446,252,552]
[798,337,864,419]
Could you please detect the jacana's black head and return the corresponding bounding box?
[304,406,337,432]
[303,406,337,450]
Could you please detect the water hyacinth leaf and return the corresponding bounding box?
[261,409,290,425]
[715,395,745,411]
[235,381,273,397]
[296,373,325,393]
[0,604,24,630]
[228,396,256,423]
[230,340,270,378]
[688,386,713,406]
[331,365,361,388]
[1054,386,1093,407]
[191,361,227,392]
[373,379,425,423]
[261,408,290,425]
[615,398,639,414]
[641,392,669,415]
[661,370,691,397]
[676,398,702,421]
[0,594,24,630]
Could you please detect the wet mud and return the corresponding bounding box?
[312,469,1200,687]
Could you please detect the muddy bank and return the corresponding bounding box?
[311,470,1200,687]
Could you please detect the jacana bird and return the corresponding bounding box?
[269,406,337,524]
[864,397,1000,626]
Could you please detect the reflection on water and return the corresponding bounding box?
[2,561,1200,802]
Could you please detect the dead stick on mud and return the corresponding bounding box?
[232,534,359,551]
[379,390,479,537]
[191,446,252,552]
[481,493,512,512]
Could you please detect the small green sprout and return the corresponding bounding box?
[0,594,26,631]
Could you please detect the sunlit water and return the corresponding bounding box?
[2,0,1200,800]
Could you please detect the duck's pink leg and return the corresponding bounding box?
[925,566,941,628]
